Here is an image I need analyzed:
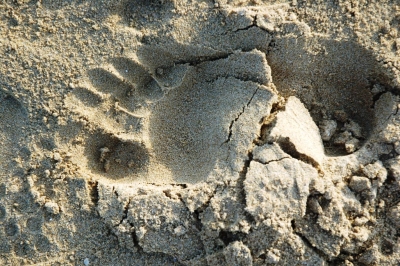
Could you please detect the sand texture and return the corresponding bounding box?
[1,0,400,265]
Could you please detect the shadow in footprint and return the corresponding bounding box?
[88,68,133,98]
[267,37,389,156]
[83,131,149,179]
[88,64,164,107]
[71,87,103,108]
[0,89,29,173]
[109,57,151,85]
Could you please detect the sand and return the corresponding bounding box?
[1,0,400,265]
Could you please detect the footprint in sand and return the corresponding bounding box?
[65,31,393,185]
[66,49,278,183]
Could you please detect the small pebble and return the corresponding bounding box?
[44,169,51,177]
[53,152,62,161]
[344,120,362,138]
[345,138,360,153]
[266,248,281,264]
[44,201,60,215]
[84,258,90,266]
[353,216,369,226]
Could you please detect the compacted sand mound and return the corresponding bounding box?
[1,0,400,265]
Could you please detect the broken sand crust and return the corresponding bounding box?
[85,40,398,264]
[1,0,400,265]
[53,3,400,264]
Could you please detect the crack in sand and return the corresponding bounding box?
[117,198,131,226]
[88,180,99,206]
[175,53,234,67]
[224,87,260,145]
[233,24,257,33]
[276,139,324,176]
[252,156,290,165]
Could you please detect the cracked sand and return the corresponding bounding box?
[1,1,400,265]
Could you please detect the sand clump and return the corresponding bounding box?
[1,0,400,265]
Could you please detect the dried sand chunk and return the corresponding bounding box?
[295,219,346,258]
[180,183,215,212]
[349,176,371,192]
[319,119,337,141]
[201,186,250,233]
[362,161,387,186]
[44,202,60,215]
[224,82,278,173]
[265,248,280,264]
[294,183,364,258]
[276,232,325,264]
[96,183,131,227]
[245,219,284,258]
[374,92,400,143]
[223,241,253,266]
[244,158,317,222]
[97,183,204,261]
[252,142,289,164]
[126,193,204,261]
[386,156,400,182]
[345,138,360,153]
[333,131,352,145]
[343,120,363,138]
[267,96,325,166]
